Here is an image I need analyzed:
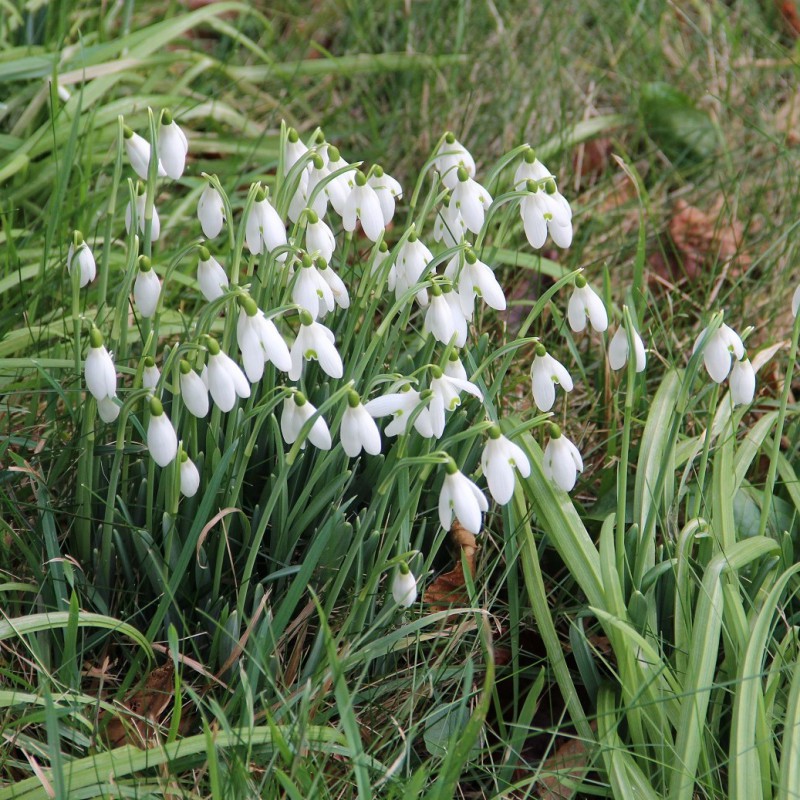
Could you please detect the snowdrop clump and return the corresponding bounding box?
[69,110,765,612]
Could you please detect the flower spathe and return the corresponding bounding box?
[280,392,331,450]
[543,426,583,492]
[693,322,744,383]
[341,390,382,457]
[391,563,417,608]
[729,357,756,406]
[481,427,531,505]
[289,313,343,381]
[197,182,225,239]
[147,396,178,467]
[158,110,188,180]
[608,325,647,373]
[438,459,488,535]
[530,345,573,412]
[67,232,96,288]
[567,277,607,333]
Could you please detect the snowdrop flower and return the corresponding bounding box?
[204,337,250,412]
[543,425,583,492]
[318,259,350,310]
[424,285,467,346]
[370,240,391,281]
[179,449,200,497]
[67,231,96,288]
[133,256,161,318]
[481,426,531,505]
[236,296,292,380]
[444,248,506,319]
[122,125,165,180]
[85,327,116,403]
[288,171,311,224]
[245,188,287,257]
[513,147,553,190]
[147,396,178,468]
[319,145,352,217]
[427,366,483,438]
[292,253,335,319]
[693,322,744,383]
[125,184,160,241]
[280,391,331,450]
[367,166,403,225]
[197,181,225,239]
[197,246,229,302]
[444,350,468,382]
[304,210,335,264]
[434,132,476,190]
[365,386,434,438]
[289,311,343,381]
[142,356,160,390]
[157,109,188,180]
[284,127,309,171]
[179,360,209,418]
[433,195,468,247]
[395,231,434,306]
[608,325,647,373]
[793,285,800,318]
[343,170,384,242]
[567,275,608,333]
[730,356,756,406]
[439,458,488,534]
[341,389,382,457]
[530,344,573,412]
[449,167,492,235]
[520,180,573,249]
[391,562,418,608]
[97,397,120,423]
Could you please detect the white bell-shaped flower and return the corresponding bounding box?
[147,396,178,467]
[341,390,382,457]
[567,277,608,333]
[367,166,403,225]
[284,127,309,171]
[122,125,165,180]
[320,145,352,217]
[157,110,188,180]
[543,425,583,492]
[343,170,384,242]
[433,197,468,247]
[84,328,116,402]
[730,356,756,406]
[481,426,531,505]
[292,253,335,320]
[180,360,209,418]
[520,181,573,249]
[424,285,467,346]
[197,247,229,302]
[438,459,488,534]
[364,387,434,438]
[449,167,492,235]
[179,450,200,497]
[318,260,349,310]
[97,396,120,423]
[133,256,161,318]
[142,357,160,390]
[427,366,483,439]
[444,351,468,382]
[236,297,292,380]
[513,148,553,190]
[289,312,343,381]
[391,562,418,608]
[693,322,744,383]
[304,210,335,264]
[245,189,287,257]
[205,338,250,412]
[530,345,573,412]
[434,133,476,190]
[445,248,506,319]
[197,182,225,239]
[67,231,96,288]
[125,186,161,241]
[280,391,331,450]
[288,170,311,224]
[608,325,647,373]
[395,231,433,306]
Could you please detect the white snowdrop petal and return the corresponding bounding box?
[180,370,209,418]
[97,396,120,423]
[148,413,178,467]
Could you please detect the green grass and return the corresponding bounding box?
[2,1,800,798]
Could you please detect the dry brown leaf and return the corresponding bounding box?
[777,1,800,37]
[533,736,591,800]
[102,661,174,748]
[423,523,477,610]
[572,138,612,187]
